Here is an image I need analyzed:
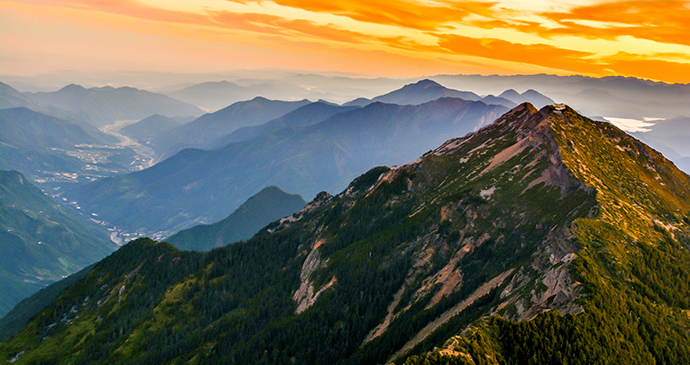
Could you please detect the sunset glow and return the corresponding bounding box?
[2,0,689,83]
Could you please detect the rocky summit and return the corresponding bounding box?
[2,103,689,364]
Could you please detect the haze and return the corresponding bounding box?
[2,0,690,90]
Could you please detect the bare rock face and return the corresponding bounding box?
[7,103,690,365]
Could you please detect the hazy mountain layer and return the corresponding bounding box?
[498,88,556,109]
[208,101,360,148]
[167,186,307,251]
[64,98,507,236]
[344,79,520,109]
[119,114,183,145]
[165,80,311,111]
[0,82,46,111]
[432,74,690,119]
[150,97,311,159]
[0,170,116,317]
[28,84,203,127]
[3,104,689,364]
[0,107,145,190]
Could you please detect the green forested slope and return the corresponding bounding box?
[2,104,689,365]
[401,106,690,364]
[0,170,116,317]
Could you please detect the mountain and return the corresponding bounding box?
[343,79,481,106]
[64,98,507,236]
[167,186,307,251]
[0,170,116,317]
[498,88,556,108]
[31,84,204,127]
[630,116,690,174]
[165,80,311,111]
[150,97,311,159]
[344,79,518,109]
[0,107,145,190]
[0,82,45,111]
[0,107,116,149]
[209,101,360,148]
[3,103,689,364]
[119,114,183,144]
[0,264,95,342]
[635,116,690,155]
[431,74,690,120]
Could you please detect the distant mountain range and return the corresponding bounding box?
[4,103,689,364]
[431,74,690,119]
[342,79,556,111]
[208,101,360,148]
[141,80,552,159]
[167,186,307,251]
[344,79,485,106]
[0,81,203,127]
[63,97,508,235]
[0,170,116,317]
[149,97,311,160]
[164,80,311,111]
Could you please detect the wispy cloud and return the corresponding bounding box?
[2,0,689,82]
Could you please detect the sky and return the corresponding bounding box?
[2,0,690,84]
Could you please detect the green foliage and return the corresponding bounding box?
[0,170,115,318]
[402,105,690,365]
[3,104,690,365]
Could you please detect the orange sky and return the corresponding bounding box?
[1,0,689,83]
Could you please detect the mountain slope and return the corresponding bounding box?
[65,98,507,235]
[165,80,310,111]
[209,101,359,148]
[0,82,45,111]
[167,186,307,251]
[403,104,690,364]
[4,103,689,364]
[0,170,116,317]
[32,84,204,127]
[633,116,690,156]
[0,107,143,189]
[343,79,516,109]
[0,264,95,342]
[119,114,183,144]
[348,79,481,106]
[0,107,117,149]
[150,97,311,159]
[499,88,556,109]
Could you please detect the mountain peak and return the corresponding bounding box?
[57,83,86,93]
[407,79,442,89]
[5,100,690,364]
[498,88,520,99]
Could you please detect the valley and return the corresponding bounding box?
[0,73,689,365]
[4,1,690,362]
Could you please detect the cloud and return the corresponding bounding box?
[436,34,604,75]
[601,52,690,84]
[539,0,690,47]
[4,0,690,83]
[229,0,498,30]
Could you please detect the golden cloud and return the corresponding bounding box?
[436,34,604,75]
[229,0,498,30]
[540,0,690,47]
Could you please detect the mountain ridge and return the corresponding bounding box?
[0,170,116,317]
[4,103,689,364]
[64,97,507,235]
